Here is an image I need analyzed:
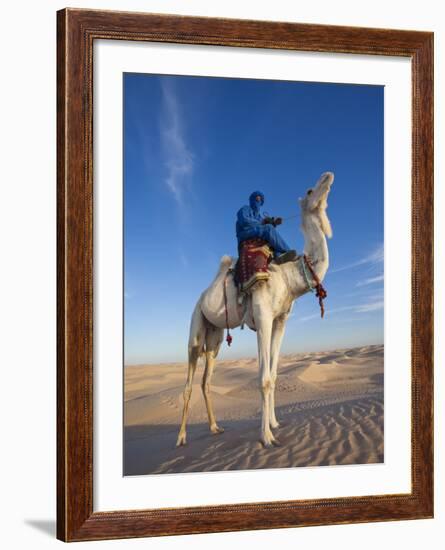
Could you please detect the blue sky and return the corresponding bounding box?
[124,73,384,365]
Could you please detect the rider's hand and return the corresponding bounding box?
[273,217,283,226]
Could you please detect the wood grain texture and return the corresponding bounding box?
[57,8,434,542]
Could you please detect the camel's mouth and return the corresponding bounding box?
[301,172,334,211]
[317,171,334,191]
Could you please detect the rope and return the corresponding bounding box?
[223,270,233,346]
[282,213,299,221]
[301,255,316,292]
[302,255,328,318]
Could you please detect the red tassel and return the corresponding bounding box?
[223,272,233,346]
[226,331,233,346]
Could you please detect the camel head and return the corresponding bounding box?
[299,171,334,238]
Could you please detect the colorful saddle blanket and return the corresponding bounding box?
[235,238,273,292]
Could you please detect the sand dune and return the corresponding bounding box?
[124,344,383,475]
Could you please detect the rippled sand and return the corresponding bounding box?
[124,344,383,475]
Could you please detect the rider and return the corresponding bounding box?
[236,191,297,264]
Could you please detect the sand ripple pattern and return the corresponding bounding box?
[124,344,384,475]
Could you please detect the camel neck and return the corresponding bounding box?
[301,213,329,282]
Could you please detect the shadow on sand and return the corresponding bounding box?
[124,395,384,476]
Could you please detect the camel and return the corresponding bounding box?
[176,172,334,448]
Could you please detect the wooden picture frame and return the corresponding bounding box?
[57,8,434,542]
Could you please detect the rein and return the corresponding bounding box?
[301,254,328,318]
[223,269,234,346]
[281,213,299,222]
[223,254,327,347]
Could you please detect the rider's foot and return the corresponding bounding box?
[275,250,297,264]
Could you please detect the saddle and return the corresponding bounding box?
[234,238,273,292]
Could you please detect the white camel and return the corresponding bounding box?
[177,172,334,448]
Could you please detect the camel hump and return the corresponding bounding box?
[209,255,233,284]
[219,255,233,270]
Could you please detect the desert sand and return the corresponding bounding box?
[124,344,383,476]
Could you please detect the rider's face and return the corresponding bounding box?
[255,196,262,203]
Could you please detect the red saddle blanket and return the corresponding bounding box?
[235,238,273,292]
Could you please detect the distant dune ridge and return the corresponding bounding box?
[124,344,383,476]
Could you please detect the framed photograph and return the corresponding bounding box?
[57,8,434,542]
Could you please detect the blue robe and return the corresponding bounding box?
[236,191,291,255]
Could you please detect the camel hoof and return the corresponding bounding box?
[176,434,187,447]
[210,425,224,434]
[260,434,280,448]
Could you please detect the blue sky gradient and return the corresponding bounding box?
[124,73,384,365]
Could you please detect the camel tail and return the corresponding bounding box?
[188,255,232,357]
[188,298,207,359]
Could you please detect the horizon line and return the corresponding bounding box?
[124,341,384,368]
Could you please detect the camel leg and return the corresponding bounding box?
[202,326,224,434]
[252,290,278,448]
[176,303,206,447]
[176,346,200,447]
[269,315,288,429]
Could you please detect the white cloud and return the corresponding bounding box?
[296,295,383,322]
[330,243,384,274]
[179,251,189,268]
[356,274,384,287]
[297,305,353,322]
[355,300,384,313]
[160,80,194,203]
